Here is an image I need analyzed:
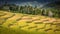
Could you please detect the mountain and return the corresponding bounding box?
[43,1,60,9]
[16,1,48,8]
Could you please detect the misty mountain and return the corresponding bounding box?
[43,1,60,9]
[16,1,49,8]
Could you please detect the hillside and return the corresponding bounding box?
[0,11,60,34]
[0,2,60,18]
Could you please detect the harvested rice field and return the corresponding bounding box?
[0,11,60,34]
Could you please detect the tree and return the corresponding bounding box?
[41,9,45,16]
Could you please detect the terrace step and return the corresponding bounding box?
[0,11,60,34]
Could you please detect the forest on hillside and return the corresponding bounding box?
[0,2,60,18]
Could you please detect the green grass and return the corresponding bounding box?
[0,27,46,34]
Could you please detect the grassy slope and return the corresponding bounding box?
[0,11,60,34]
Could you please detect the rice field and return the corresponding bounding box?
[0,11,60,34]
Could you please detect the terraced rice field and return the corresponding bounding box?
[0,11,60,34]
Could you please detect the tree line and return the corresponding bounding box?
[0,3,60,18]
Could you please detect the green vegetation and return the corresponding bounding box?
[0,27,46,34]
[0,3,60,18]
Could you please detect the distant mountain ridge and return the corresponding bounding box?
[16,1,47,8]
[43,1,60,9]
